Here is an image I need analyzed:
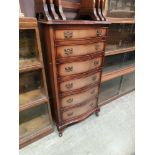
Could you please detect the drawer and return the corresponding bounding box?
[60,86,99,108]
[55,28,107,40]
[59,72,101,92]
[62,98,97,121]
[58,56,103,76]
[56,42,105,58]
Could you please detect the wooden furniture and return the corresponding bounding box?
[98,0,135,106]
[39,20,109,136]
[99,28,135,106]
[19,17,54,148]
[96,0,105,21]
[78,0,100,21]
[99,71,135,105]
[104,0,135,23]
[35,0,59,20]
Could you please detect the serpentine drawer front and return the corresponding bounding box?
[55,28,107,40]
[60,86,99,108]
[59,72,101,92]
[62,98,97,122]
[40,22,108,136]
[58,56,102,76]
[56,42,105,58]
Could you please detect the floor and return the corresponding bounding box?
[20,92,135,155]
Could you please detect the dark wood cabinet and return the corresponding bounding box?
[19,18,54,148]
[39,20,108,136]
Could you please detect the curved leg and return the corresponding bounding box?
[95,111,99,117]
[43,4,52,21]
[55,5,66,20]
[95,107,100,117]
[77,8,100,21]
[59,131,63,137]
[47,3,59,20]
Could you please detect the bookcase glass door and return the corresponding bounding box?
[19,70,46,106]
[107,0,135,18]
[103,51,135,74]
[119,72,135,94]
[106,24,135,51]
[98,76,122,103]
[19,29,39,68]
[19,104,51,138]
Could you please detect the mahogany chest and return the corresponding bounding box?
[39,20,108,136]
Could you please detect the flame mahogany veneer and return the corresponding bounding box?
[39,20,109,136]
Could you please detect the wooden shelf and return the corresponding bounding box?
[106,17,135,24]
[105,46,135,56]
[19,62,42,73]
[101,65,135,82]
[20,125,53,149]
[19,89,48,111]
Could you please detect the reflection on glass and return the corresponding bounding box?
[19,70,45,106]
[106,24,135,51]
[98,76,122,103]
[19,29,39,68]
[120,72,135,94]
[19,104,50,138]
[103,51,135,74]
[107,0,135,18]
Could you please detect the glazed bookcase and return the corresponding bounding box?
[19,17,53,148]
[98,0,135,107]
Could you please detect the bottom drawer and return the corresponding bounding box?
[62,98,97,121]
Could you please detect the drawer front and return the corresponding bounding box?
[61,86,99,108]
[56,42,105,58]
[58,57,103,76]
[60,72,101,92]
[62,98,97,121]
[55,28,107,40]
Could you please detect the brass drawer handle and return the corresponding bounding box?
[65,66,73,72]
[64,48,73,56]
[94,60,99,66]
[65,83,73,89]
[67,112,73,116]
[92,75,97,81]
[95,44,101,50]
[66,98,73,103]
[90,89,95,95]
[64,31,73,39]
[96,29,102,37]
[89,102,94,107]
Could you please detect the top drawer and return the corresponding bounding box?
[55,28,107,40]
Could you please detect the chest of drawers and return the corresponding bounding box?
[39,20,108,136]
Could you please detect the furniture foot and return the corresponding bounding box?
[95,111,99,117]
[59,131,63,137]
